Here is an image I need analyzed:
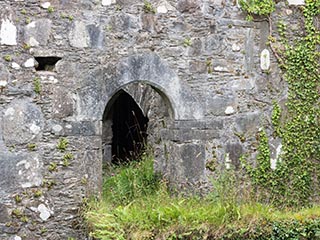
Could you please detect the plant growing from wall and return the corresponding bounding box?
[277,0,320,206]
[240,0,320,207]
[57,138,68,152]
[239,0,275,21]
[183,38,192,47]
[47,6,54,13]
[143,0,156,14]
[271,101,281,136]
[3,55,12,62]
[62,152,73,167]
[48,162,58,172]
[33,77,41,94]
[27,143,36,151]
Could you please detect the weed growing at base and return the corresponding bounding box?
[85,154,320,240]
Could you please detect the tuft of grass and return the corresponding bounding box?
[143,0,156,14]
[57,138,68,152]
[48,162,57,172]
[27,143,36,151]
[85,154,320,240]
[183,38,192,47]
[33,77,41,94]
[3,55,12,62]
[47,6,54,13]
[102,153,161,205]
[62,152,73,167]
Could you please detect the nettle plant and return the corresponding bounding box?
[240,0,320,207]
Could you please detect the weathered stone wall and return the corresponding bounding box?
[0,0,303,238]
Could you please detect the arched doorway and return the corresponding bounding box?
[102,83,173,166]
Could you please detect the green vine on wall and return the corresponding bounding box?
[240,0,320,207]
[279,0,320,206]
[271,101,281,137]
[239,0,275,21]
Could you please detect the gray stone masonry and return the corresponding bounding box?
[0,0,301,238]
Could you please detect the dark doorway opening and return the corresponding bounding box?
[110,91,148,164]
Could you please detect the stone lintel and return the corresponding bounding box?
[51,121,101,136]
[173,119,223,130]
[160,128,219,142]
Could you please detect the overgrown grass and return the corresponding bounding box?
[85,154,320,239]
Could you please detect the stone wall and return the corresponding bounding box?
[0,0,304,238]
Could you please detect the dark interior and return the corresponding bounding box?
[111,91,148,164]
[35,57,62,71]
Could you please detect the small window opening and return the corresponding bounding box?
[35,57,61,71]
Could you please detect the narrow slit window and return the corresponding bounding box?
[35,57,62,71]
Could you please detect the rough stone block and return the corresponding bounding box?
[0,151,42,199]
[177,0,200,13]
[166,142,206,184]
[24,19,52,47]
[69,21,89,48]
[235,112,261,134]
[2,99,44,145]
[0,18,17,45]
[86,24,104,48]
[189,60,207,73]
[225,142,243,168]
[0,204,9,223]
[206,95,235,116]
[0,63,10,89]
[52,87,74,118]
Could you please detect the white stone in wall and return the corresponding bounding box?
[14,236,22,240]
[225,153,231,169]
[38,204,51,221]
[157,5,167,13]
[212,0,224,6]
[225,106,235,115]
[28,37,39,47]
[270,158,277,170]
[214,66,228,72]
[16,156,43,188]
[232,43,241,52]
[260,49,270,71]
[52,124,63,133]
[40,2,51,9]
[4,107,15,116]
[157,1,174,13]
[69,21,89,48]
[270,144,282,170]
[102,0,116,6]
[0,19,17,45]
[236,0,242,8]
[12,62,21,70]
[0,80,7,88]
[24,58,35,68]
[287,0,305,5]
[30,123,41,135]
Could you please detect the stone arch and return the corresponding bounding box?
[103,81,174,121]
[103,52,203,120]
[75,52,203,122]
